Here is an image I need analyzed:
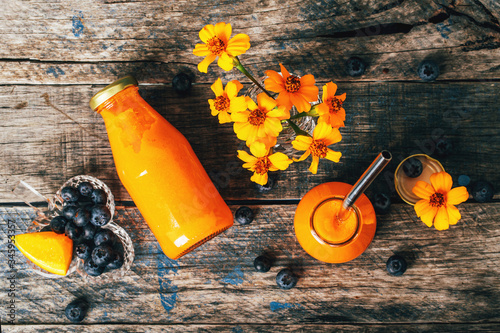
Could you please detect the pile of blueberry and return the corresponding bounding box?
[47,181,124,277]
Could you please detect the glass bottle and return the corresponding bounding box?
[90,76,233,260]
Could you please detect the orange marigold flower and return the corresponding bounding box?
[237,141,293,185]
[232,93,287,147]
[291,122,342,174]
[193,22,251,73]
[264,63,319,113]
[317,82,346,128]
[208,78,247,124]
[412,171,469,230]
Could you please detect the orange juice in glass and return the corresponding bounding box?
[294,152,391,263]
[90,76,233,260]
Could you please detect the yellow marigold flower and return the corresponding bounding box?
[264,63,319,113]
[208,78,247,124]
[232,93,287,147]
[292,122,342,174]
[412,171,469,230]
[193,22,251,73]
[237,141,293,185]
[317,82,346,128]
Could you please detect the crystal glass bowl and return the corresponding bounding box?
[19,175,134,280]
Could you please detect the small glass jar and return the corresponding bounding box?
[90,76,233,259]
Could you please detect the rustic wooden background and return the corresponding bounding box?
[1,0,499,331]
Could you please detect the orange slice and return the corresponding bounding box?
[12,231,73,276]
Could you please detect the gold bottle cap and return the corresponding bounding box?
[89,76,138,111]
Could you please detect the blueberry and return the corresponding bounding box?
[172,72,192,94]
[276,268,298,290]
[84,257,105,276]
[107,251,124,270]
[60,186,80,203]
[254,255,272,272]
[472,180,494,203]
[61,204,79,221]
[417,60,439,82]
[65,222,82,241]
[91,189,107,205]
[82,223,97,241]
[50,216,68,234]
[90,205,111,227]
[74,207,91,227]
[458,175,471,187]
[434,137,452,157]
[373,193,391,215]
[75,242,93,260]
[386,254,407,276]
[402,157,423,178]
[93,229,116,246]
[64,298,89,323]
[345,57,366,77]
[77,182,93,197]
[92,245,114,267]
[235,206,254,225]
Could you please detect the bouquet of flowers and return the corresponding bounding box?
[193,22,347,186]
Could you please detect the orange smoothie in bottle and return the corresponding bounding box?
[90,76,233,259]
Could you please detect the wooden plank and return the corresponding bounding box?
[0,0,499,83]
[1,203,499,325]
[2,323,500,333]
[1,82,499,202]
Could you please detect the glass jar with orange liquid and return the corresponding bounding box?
[294,152,391,263]
[90,76,233,260]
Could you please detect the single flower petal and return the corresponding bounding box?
[245,125,260,146]
[290,93,312,113]
[257,93,277,111]
[323,82,338,100]
[434,206,450,230]
[225,81,238,98]
[231,110,249,122]
[211,78,224,96]
[217,52,234,71]
[430,171,453,193]
[197,54,217,73]
[292,135,313,151]
[414,200,433,217]
[266,106,286,119]
[446,204,461,225]
[325,149,342,163]
[269,152,293,170]
[237,150,257,164]
[218,111,232,124]
[447,186,469,205]
[249,141,268,158]
[279,63,291,78]
[338,92,347,102]
[215,22,231,43]
[309,155,320,174]
[299,84,319,102]
[313,122,332,140]
[412,181,435,200]
[251,172,268,186]
[226,34,251,56]
[419,204,438,227]
[234,121,252,141]
[276,93,293,111]
[193,43,210,56]
[264,118,283,137]
[294,150,311,162]
[316,103,329,117]
[199,24,215,43]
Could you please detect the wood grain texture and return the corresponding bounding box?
[0,0,499,84]
[2,323,500,333]
[1,204,499,325]
[0,82,498,202]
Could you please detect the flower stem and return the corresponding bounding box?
[233,56,273,98]
[286,119,311,137]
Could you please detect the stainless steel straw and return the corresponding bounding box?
[337,151,392,220]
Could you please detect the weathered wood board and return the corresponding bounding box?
[0,204,499,327]
[1,82,498,202]
[0,0,499,84]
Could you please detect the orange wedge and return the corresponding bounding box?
[12,231,73,276]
